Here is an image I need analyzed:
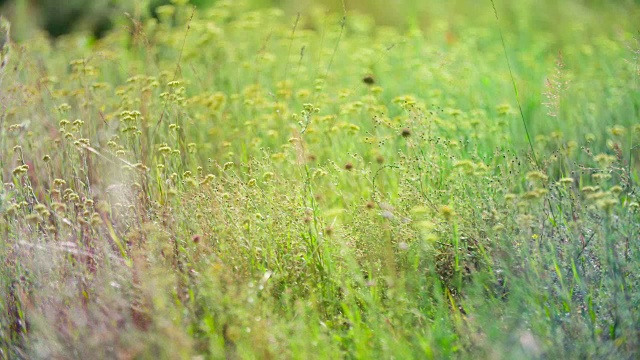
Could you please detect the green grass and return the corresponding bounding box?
[1,0,639,358]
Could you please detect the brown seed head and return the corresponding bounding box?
[362,75,375,85]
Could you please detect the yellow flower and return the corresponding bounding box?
[439,205,455,221]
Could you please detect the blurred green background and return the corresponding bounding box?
[1,0,638,41]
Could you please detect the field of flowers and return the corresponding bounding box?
[1,0,639,358]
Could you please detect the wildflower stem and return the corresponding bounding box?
[152,6,195,143]
[489,0,540,169]
[283,12,300,84]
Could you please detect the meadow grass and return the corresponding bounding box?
[1,0,639,358]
